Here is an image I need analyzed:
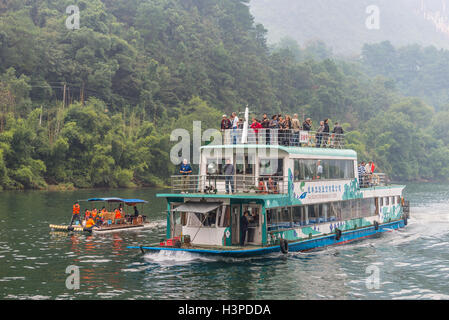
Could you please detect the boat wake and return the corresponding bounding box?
[143,250,218,265]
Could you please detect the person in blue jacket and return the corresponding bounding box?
[180,159,192,193]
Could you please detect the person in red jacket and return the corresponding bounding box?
[250,118,262,144]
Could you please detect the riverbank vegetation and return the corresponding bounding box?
[0,0,448,190]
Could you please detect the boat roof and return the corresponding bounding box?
[79,197,148,204]
[156,193,288,200]
[200,144,357,158]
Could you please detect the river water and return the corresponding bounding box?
[0,183,448,300]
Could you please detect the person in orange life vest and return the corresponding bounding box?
[85,216,95,229]
[84,209,91,220]
[114,208,122,220]
[91,208,97,219]
[70,202,81,226]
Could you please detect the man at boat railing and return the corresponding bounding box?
[180,159,192,194]
[332,122,344,148]
[358,162,367,187]
[224,159,235,194]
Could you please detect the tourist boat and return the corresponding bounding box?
[129,109,410,256]
[50,197,151,233]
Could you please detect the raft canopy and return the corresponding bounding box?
[78,197,148,206]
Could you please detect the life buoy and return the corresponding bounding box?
[335,229,342,241]
[280,239,288,254]
[374,221,379,231]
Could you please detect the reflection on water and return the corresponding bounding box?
[1,183,449,299]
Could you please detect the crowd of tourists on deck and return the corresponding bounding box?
[358,161,378,187]
[220,112,344,147]
[69,203,140,229]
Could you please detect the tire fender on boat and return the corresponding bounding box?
[280,239,288,254]
[374,221,379,231]
[403,214,408,226]
[335,229,342,241]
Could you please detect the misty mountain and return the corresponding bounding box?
[249,0,449,55]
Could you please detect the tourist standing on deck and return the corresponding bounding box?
[240,211,249,246]
[302,118,312,131]
[292,114,301,146]
[332,122,344,148]
[270,115,279,144]
[322,119,330,147]
[303,118,312,146]
[221,115,231,144]
[224,159,235,194]
[231,112,239,144]
[180,158,192,193]
[261,113,270,145]
[316,121,324,147]
[250,118,262,144]
[358,162,366,187]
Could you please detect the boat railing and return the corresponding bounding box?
[170,175,289,194]
[220,129,345,148]
[359,172,389,188]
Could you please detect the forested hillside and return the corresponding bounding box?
[0,0,448,190]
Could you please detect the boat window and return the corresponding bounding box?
[396,196,401,204]
[294,160,300,181]
[243,205,260,227]
[328,202,340,221]
[217,205,230,227]
[341,200,351,220]
[260,158,284,176]
[187,212,203,227]
[294,159,355,181]
[267,209,277,231]
[380,197,383,206]
[307,205,319,224]
[292,206,302,226]
[320,204,328,222]
[278,207,292,229]
[304,160,316,180]
[186,209,218,228]
[385,197,389,206]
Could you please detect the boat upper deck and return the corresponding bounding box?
[220,128,345,149]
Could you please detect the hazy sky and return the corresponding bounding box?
[249,0,449,54]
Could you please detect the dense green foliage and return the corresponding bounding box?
[362,41,449,110]
[0,0,448,190]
